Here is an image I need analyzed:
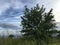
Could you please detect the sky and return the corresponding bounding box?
[0,0,60,35]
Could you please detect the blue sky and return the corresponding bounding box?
[0,0,60,35]
[0,0,37,30]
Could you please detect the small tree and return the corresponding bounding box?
[8,34,14,38]
[21,4,56,45]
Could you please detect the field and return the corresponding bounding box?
[0,37,59,45]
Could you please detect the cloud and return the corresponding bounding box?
[0,0,37,30]
[0,22,20,30]
[56,22,60,30]
[53,0,60,22]
[0,0,23,14]
[0,0,37,20]
[20,0,36,4]
[0,7,22,19]
[0,0,59,30]
[0,0,38,13]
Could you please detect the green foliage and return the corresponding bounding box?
[8,34,14,38]
[21,4,56,45]
[0,37,59,45]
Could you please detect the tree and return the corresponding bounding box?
[21,4,56,45]
[8,34,14,38]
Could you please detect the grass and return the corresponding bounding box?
[0,37,59,45]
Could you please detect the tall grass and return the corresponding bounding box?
[0,37,59,45]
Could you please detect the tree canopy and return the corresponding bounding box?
[21,4,56,45]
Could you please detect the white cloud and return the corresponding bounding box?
[36,0,60,22]
[0,0,60,31]
[53,0,60,22]
[0,3,10,15]
[0,0,24,15]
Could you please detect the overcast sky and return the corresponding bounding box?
[0,0,60,35]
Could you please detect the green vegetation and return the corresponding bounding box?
[21,4,57,45]
[0,37,59,45]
